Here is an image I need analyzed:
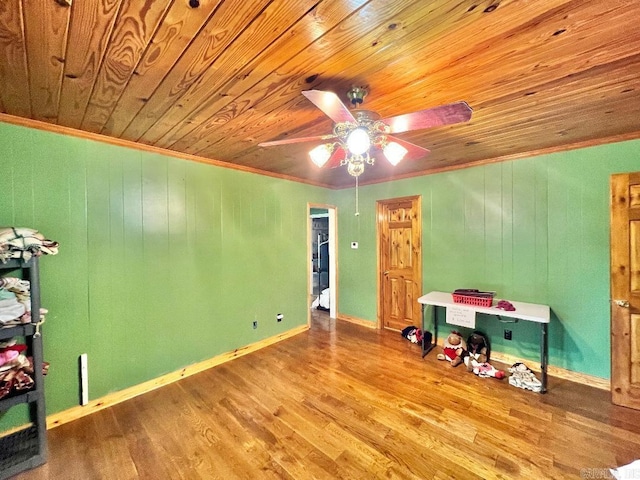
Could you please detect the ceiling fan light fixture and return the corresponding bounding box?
[309,144,333,167]
[346,127,370,155]
[383,141,408,166]
[347,158,365,177]
[389,117,409,133]
[261,88,471,182]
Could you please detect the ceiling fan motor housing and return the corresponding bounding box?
[347,86,368,106]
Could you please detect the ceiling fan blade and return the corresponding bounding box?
[326,147,346,168]
[302,90,356,124]
[382,101,472,134]
[258,134,334,147]
[386,135,430,161]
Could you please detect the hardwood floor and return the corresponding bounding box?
[13,311,640,479]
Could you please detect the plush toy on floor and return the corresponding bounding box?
[472,362,505,378]
[437,331,467,367]
[400,325,423,344]
[463,330,505,379]
[464,331,489,371]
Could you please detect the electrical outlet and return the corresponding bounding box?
[252,320,258,329]
[276,313,283,322]
[504,329,512,340]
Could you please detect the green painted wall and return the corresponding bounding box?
[0,122,329,427]
[1,117,638,430]
[335,139,640,380]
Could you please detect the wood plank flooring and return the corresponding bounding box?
[13,312,640,479]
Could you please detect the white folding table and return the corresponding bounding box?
[418,291,551,393]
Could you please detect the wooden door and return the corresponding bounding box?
[377,196,422,331]
[611,172,640,409]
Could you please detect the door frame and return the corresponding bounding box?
[308,203,337,324]
[376,195,422,330]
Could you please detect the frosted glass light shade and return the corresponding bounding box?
[309,144,332,167]
[346,128,370,155]
[383,141,408,166]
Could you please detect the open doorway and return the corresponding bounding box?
[308,204,337,323]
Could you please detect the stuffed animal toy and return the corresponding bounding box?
[437,331,467,367]
[473,362,505,379]
[401,325,423,344]
[463,331,506,379]
[464,331,489,372]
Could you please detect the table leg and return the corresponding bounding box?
[422,304,437,357]
[540,323,548,393]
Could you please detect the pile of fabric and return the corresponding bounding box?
[0,227,59,264]
[0,276,49,399]
[312,288,330,311]
[508,362,542,392]
[0,339,49,400]
[0,276,47,328]
[0,276,32,327]
[0,227,55,400]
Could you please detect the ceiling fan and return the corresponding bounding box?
[258,87,473,177]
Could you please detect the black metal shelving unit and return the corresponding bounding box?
[0,258,47,479]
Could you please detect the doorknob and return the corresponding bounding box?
[383,271,389,275]
[613,299,630,308]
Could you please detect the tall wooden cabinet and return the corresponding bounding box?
[0,257,47,479]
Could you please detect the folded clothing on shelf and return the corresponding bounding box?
[0,346,50,400]
[0,227,59,264]
[0,279,31,327]
[0,295,27,325]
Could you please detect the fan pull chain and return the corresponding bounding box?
[354,176,360,216]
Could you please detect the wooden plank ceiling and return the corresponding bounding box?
[1,0,639,188]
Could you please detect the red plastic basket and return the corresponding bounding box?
[452,293,494,307]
